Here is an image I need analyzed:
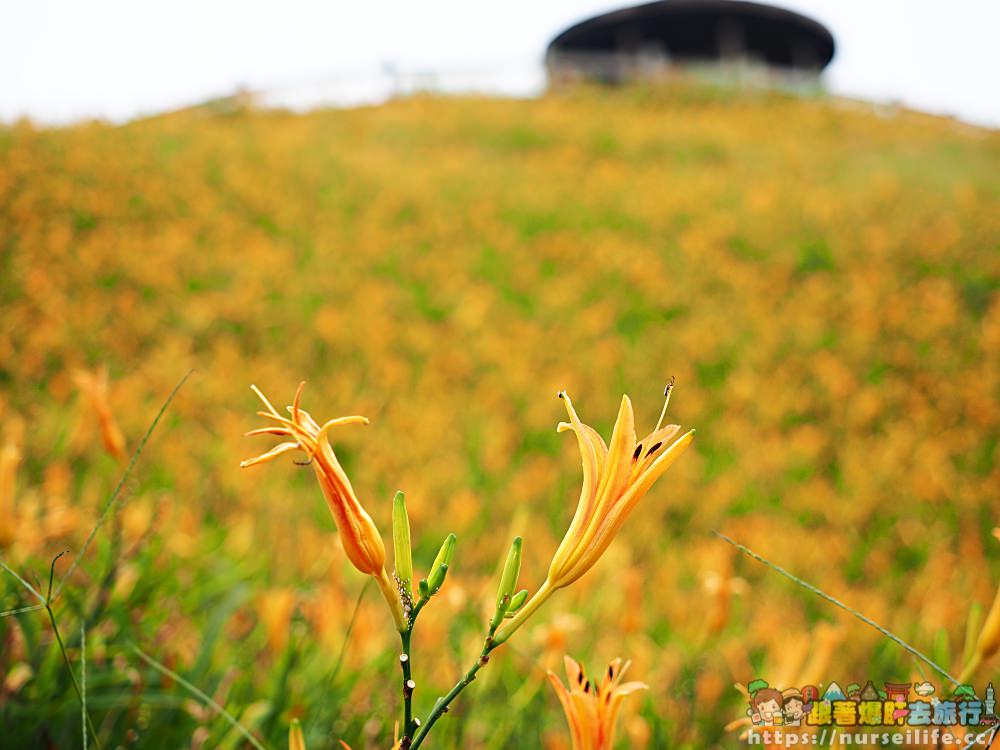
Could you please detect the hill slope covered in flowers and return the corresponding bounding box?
[1,87,999,749]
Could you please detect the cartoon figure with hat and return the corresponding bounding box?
[782,688,806,726]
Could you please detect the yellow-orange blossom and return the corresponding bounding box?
[548,656,647,750]
[494,390,694,643]
[241,383,407,631]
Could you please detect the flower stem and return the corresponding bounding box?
[493,579,554,645]
[400,628,414,741]
[409,638,498,750]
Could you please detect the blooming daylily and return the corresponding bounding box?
[495,388,693,643]
[241,382,406,631]
[74,366,127,461]
[548,655,647,750]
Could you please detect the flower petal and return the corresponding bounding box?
[548,393,603,584]
[240,441,300,467]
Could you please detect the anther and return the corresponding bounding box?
[632,444,643,461]
[655,376,676,432]
[645,441,662,457]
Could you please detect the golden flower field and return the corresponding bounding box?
[1,85,999,749]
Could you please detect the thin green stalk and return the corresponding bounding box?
[400,629,414,741]
[131,644,269,750]
[330,579,371,687]
[46,604,103,750]
[53,369,193,603]
[0,603,45,617]
[712,529,960,686]
[81,622,88,750]
[0,560,44,602]
[408,638,497,750]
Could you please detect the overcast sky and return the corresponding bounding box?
[1,0,997,126]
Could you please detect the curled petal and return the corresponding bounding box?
[245,427,294,437]
[240,441,300,467]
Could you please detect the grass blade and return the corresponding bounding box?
[53,370,193,602]
[713,529,960,687]
[131,644,270,750]
[81,621,88,750]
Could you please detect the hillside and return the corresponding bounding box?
[1,87,999,749]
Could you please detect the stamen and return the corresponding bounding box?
[250,384,281,417]
[654,376,676,432]
[292,380,306,424]
[645,441,662,457]
[632,444,643,461]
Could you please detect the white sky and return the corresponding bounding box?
[1,0,997,126]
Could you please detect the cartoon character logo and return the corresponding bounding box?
[747,680,785,726]
[782,688,805,726]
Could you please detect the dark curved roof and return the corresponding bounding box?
[547,0,835,71]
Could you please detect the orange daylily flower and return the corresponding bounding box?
[241,382,406,631]
[496,388,693,642]
[548,655,647,750]
[74,366,127,461]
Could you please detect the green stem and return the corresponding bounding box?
[400,629,414,740]
[46,604,104,750]
[409,636,499,750]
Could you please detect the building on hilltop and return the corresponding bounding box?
[546,0,835,88]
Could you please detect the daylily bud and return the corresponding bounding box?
[392,491,413,587]
[289,719,306,750]
[504,589,529,618]
[491,537,522,630]
[975,582,1000,660]
[424,533,457,594]
[426,563,449,593]
[431,533,457,572]
[418,578,431,598]
[958,580,1000,683]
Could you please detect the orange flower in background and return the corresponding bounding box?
[289,719,306,750]
[0,422,22,547]
[496,387,694,643]
[74,366,126,461]
[241,382,406,631]
[548,655,647,750]
[257,588,297,655]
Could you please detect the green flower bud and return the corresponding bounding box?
[418,579,431,598]
[392,491,413,586]
[426,563,449,593]
[431,533,457,572]
[490,537,522,630]
[503,589,529,617]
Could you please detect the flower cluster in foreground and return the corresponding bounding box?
[242,381,692,748]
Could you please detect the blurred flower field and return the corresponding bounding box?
[1,85,999,749]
